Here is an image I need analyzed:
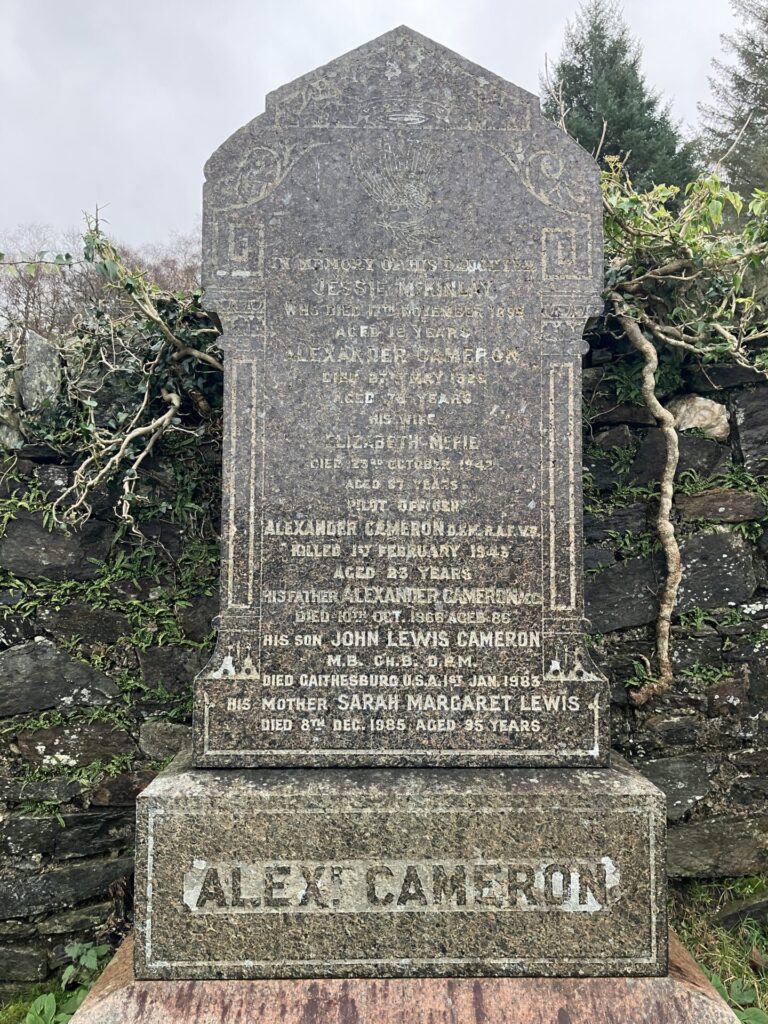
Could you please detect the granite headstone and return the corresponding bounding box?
[135,28,667,981]
[194,25,609,768]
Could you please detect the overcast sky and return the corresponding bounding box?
[0,0,735,248]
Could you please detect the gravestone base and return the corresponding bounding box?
[73,933,739,1024]
[135,754,667,980]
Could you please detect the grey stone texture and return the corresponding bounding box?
[733,386,768,473]
[134,753,667,979]
[0,511,112,581]
[194,25,609,769]
[585,530,757,633]
[0,639,119,717]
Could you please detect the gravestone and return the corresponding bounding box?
[193,25,609,768]
[134,27,667,981]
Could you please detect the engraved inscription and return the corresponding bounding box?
[183,857,621,914]
[196,22,608,766]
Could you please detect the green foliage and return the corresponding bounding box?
[605,529,657,559]
[625,659,655,690]
[18,942,111,1024]
[700,0,768,197]
[674,877,768,1019]
[677,605,748,631]
[679,661,732,686]
[542,0,699,190]
[583,482,658,515]
[59,942,111,991]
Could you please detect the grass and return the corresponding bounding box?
[0,987,48,1024]
[672,876,768,1021]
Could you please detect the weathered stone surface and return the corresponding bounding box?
[583,371,654,426]
[686,362,767,390]
[0,512,112,581]
[629,430,730,487]
[89,770,156,807]
[37,603,132,646]
[583,503,647,544]
[636,754,714,823]
[668,814,768,877]
[15,720,137,769]
[177,593,219,643]
[676,488,766,523]
[733,387,768,474]
[1,810,133,858]
[76,933,740,1024]
[194,27,609,768]
[37,901,114,936]
[0,639,119,717]
[586,531,757,633]
[0,943,47,981]
[668,396,730,441]
[0,856,133,919]
[18,330,61,411]
[138,721,191,760]
[0,590,40,646]
[676,530,757,611]
[0,774,83,805]
[584,546,615,573]
[135,755,666,979]
[138,646,207,695]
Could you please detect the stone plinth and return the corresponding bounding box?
[134,754,666,979]
[74,933,737,1024]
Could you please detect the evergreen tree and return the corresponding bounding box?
[700,0,768,195]
[542,0,699,191]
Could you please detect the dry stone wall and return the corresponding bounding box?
[0,329,767,985]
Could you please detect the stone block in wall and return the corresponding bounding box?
[629,430,731,487]
[676,488,767,523]
[89,770,157,807]
[138,721,191,760]
[0,855,133,919]
[638,715,703,755]
[0,943,47,982]
[584,502,648,543]
[733,387,768,474]
[37,603,132,647]
[586,531,757,633]
[685,363,768,390]
[177,593,219,642]
[677,531,757,610]
[0,511,113,581]
[584,546,616,572]
[668,396,730,441]
[706,675,750,718]
[1,810,133,859]
[15,719,137,769]
[0,774,83,805]
[0,639,119,716]
[583,368,655,426]
[635,754,716,822]
[36,901,113,936]
[137,645,208,696]
[668,814,768,877]
[0,591,38,646]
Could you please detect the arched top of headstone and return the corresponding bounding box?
[203,26,604,328]
[205,25,597,189]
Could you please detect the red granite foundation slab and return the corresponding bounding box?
[72,933,738,1024]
